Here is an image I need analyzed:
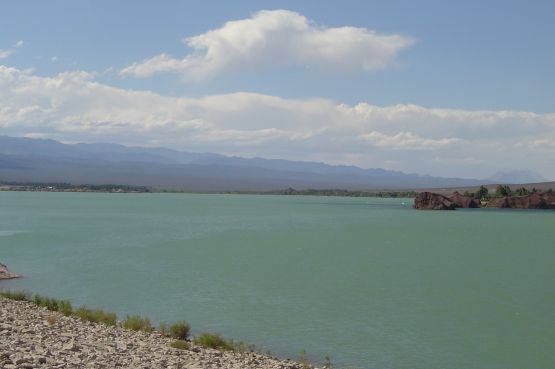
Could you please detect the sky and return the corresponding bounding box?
[1,0,554,179]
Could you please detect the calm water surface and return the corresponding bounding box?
[1,192,554,369]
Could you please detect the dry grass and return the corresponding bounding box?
[46,314,58,325]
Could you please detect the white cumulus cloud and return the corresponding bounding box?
[120,10,413,80]
[1,65,554,179]
[360,131,463,150]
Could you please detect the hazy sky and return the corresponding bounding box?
[1,0,554,179]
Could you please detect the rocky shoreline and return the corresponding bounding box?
[0,297,313,369]
[414,191,555,210]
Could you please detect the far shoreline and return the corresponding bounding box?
[0,182,417,198]
[2,180,554,198]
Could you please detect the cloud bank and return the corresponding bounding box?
[120,10,413,80]
[1,65,554,179]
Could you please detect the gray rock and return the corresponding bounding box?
[0,263,19,280]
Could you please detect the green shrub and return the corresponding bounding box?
[74,306,117,326]
[34,295,59,311]
[193,332,234,351]
[123,315,153,332]
[495,185,512,197]
[233,341,255,353]
[169,321,190,340]
[170,340,190,350]
[0,290,30,301]
[2,291,72,316]
[47,298,60,311]
[159,321,169,336]
[299,350,312,369]
[58,300,73,316]
[74,306,93,322]
[32,294,46,306]
[323,355,332,369]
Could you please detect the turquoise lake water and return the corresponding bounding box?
[1,192,554,369]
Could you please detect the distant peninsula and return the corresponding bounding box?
[0,182,149,193]
[414,186,555,210]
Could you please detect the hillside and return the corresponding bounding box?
[0,136,487,191]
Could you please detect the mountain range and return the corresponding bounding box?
[0,136,545,191]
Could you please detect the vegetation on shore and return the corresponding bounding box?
[4,180,554,200]
[0,182,149,193]
[462,185,551,201]
[260,188,417,198]
[193,332,235,351]
[0,290,236,347]
[170,339,190,350]
[122,315,154,332]
[75,306,117,326]
[1,180,415,198]
[168,320,191,340]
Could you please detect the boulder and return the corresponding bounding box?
[486,196,511,208]
[415,190,555,210]
[449,192,480,208]
[541,191,555,208]
[414,192,456,210]
[486,192,555,209]
[0,262,19,280]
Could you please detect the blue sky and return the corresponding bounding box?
[1,0,554,179]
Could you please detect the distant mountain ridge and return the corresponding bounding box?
[0,135,487,191]
[488,170,547,184]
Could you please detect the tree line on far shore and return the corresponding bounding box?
[464,185,552,201]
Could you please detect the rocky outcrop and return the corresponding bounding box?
[449,192,480,208]
[486,192,555,209]
[415,190,555,210]
[0,297,314,369]
[413,192,456,210]
[0,263,19,280]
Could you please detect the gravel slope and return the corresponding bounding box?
[0,297,309,369]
